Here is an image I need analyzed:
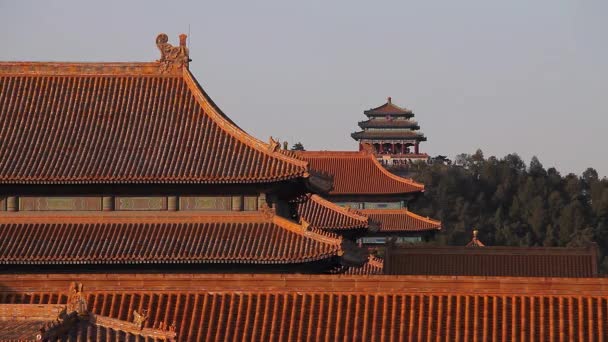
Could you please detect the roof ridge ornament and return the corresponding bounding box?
[156,33,191,73]
[268,136,280,152]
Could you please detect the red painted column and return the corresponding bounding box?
[391,143,395,154]
[401,144,405,155]
[415,142,419,154]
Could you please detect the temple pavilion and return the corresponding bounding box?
[351,97,429,166]
[292,149,441,245]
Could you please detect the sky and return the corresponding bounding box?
[1,0,607,177]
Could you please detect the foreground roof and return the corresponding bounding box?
[0,35,311,185]
[385,244,600,277]
[295,151,424,195]
[0,303,174,341]
[0,212,345,265]
[1,274,607,341]
[295,194,370,231]
[360,208,441,233]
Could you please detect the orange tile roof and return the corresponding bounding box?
[0,212,344,265]
[385,244,599,277]
[296,194,369,231]
[331,255,384,275]
[2,274,607,341]
[0,61,311,184]
[0,304,173,341]
[295,151,424,195]
[364,97,413,115]
[360,208,441,233]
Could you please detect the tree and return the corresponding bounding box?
[291,142,305,151]
[408,149,608,274]
[529,156,546,177]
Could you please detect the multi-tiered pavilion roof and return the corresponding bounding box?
[352,97,428,158]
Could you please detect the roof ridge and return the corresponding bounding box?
[182,69,311,173]
[0,61,174,76]
[0,211,269,224]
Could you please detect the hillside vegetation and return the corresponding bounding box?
[407,150,608,273]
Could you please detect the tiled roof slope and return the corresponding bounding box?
[0,213,343,265]
[360,209,441,233]
[351,130,426,140]
[295,151,424,195]
[385,245,599,277]
[358,119,420,129]
[331,255,384,275]
[0,62,310,184]
[296,194,369,231]
[364,97,413,116]
[2,275,607,342]
[0,304,173,341]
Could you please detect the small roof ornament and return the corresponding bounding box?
[387,96,392,104]
[156,33,191,73]
[466,229,485,247]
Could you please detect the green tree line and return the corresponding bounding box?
[407,150,608,273]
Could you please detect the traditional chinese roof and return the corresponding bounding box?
[331,254,384,275]
[351,130,427,141]
[363,97,413,117]
[0,34,315,185]
[360,209,441,233]
[357,119,420,129]
[0,212,346,266]
[1,274,607,342]
[294,151,424,195]
[0,304,174,341]
[295,194,370,231]
[384,244,600,277]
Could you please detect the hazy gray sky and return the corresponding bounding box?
[1,0,607,176]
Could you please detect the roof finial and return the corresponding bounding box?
[387,96,392,104]
[466,228,485,247]
[156,33,190,73]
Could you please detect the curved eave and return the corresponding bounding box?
[351,131,427,141]
[182,69,312,175]
[358,122,420,130]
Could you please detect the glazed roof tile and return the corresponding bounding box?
[351,130,427,140]
[296,194,369,231]
[3,275,607,342]
[0,304,172,341]
[364,97,413,116]
[0,212,343,265]
[295,151,424,195]
[385,244,599,277]
[0,62,310,184]
[331,255,384,275]
[360,209,441,233]
[357,119,420,129]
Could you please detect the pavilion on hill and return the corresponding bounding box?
[352,97,429,166]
